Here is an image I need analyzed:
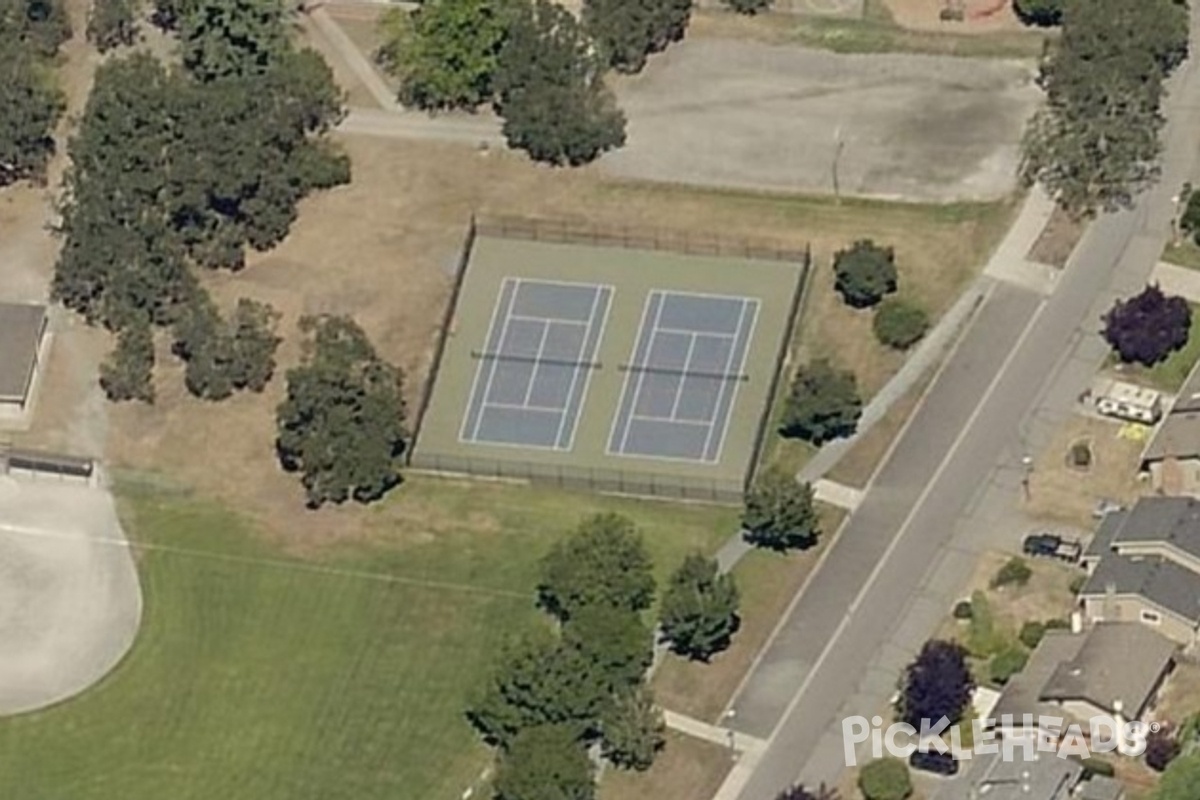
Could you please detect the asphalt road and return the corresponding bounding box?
[727,6,1200,796]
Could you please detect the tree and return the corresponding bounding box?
[900,640,973,728]
[173,293,280,400]
[833,240,897,309]
[988,645,1029,686]
[779,359,862,444]
[538,513,655,620]
[858,759,912,800]
[1153,752,1200,800]
[0,39,65,186]
[179,0,288,81]
[775,786,840,800]
[600,686,665,771]
[742,469,820,552]
[1146,725,1181,772]
[99,317,156,402]
[1012,0,1062,26]
[275,315,408,507]
[495,0,625,166]
[376,0,513,110]
[1020,0,1188,215]
[87,0,139,51]
[873,298,928,350]
[468,630,609,747]
[493,724,595,800]
[1102,284,1191,366]
[0,0,73,57]
[562,605,654,691]
[582,0,690,74]
[660,553,740,660]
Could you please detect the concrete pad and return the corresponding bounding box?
[1152,260,1200,303]
[0,475,142,715]
[813,478,864,511]
[603,40,1041,201]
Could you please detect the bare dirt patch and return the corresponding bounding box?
[881,0,1026,33]
[1028,206,1086,268]
[1155,661,1200,726]
[1026,415,1151,529]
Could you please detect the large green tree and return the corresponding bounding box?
[275,315,408,506]
[743,469,821,552]
[376,0,513,110]
[600,686,664,771]
[582,0,691,73]
[562,605,653,691]
[173,293,281,400]
[538,513,655,620]
[1020,0,1188,215]
[179,0,287,81]
[0,39,65,186]
[87,0,139,51]
[495,0,625,165]
[99,316,156,402]
[780,359,862,444]
[493,724,596,800]
[0,0,72,57]
[660,553,740,661]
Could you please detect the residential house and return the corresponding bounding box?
[1142,360,1200,495]
[1080,496,1200,645]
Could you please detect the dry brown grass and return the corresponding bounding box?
[600,731,733,800]
[1155,662,1200,726]
[653,505,845,722]
[1028,206,1085,268]
[1026,416,1152,529]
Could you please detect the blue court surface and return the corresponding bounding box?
[607,291,758,463]
[459,278,612,449]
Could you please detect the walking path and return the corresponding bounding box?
[811,479,863,512]
[307,7,399,111]
[663,710,766,753]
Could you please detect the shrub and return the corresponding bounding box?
[743,470,821,552]
[833,240,897,309]
[953,600,973,620]
[723,0,772,13]
[873,299,929,350]
[991,557,1032,589]
[1019,620,1046,649]
[1012,0,1062,27]
[1183,190,1200,245]
[1102,284,1192,366]
[1146,726,1181,772]
[1045,617,1072,630]
[779,359,862,444]
[858,758,912,800]
[1079,756,1115,779]
[988,646,1029,686]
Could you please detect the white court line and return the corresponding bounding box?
[707,299,760,464]
[629,414,710,429]
[485,401,570,413]
[508,312,589,327]
[562,287,614,450]
[553,287,604,448]
[619,291,668,454]
[458,277,519,443]
[654,324,738,339]
[701,299,750,459]
[519,320,553,406]
[667,333,699,420]
[605,292,659,456]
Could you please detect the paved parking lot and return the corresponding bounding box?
[603,39,1041,201]
[0,475,141,715]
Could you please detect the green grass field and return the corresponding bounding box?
[0,478,737,800]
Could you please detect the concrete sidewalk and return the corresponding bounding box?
[1151,259,1200,302]
[663,710,766,753]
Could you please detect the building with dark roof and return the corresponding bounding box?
[0,302,48,417]
[1142,359,1200,495]
[1080,496,1200,645]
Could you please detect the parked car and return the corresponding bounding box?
[1023,532,1082,563]
[1092,498,1124,519]
[910,750,958,776]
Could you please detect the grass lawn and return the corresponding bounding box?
[1162,239,1200,271]
[652,505,846,723]
[691,0,1050,58]
[0,477,737,800]
[601,732,733,800]
[1111,303,1200,393]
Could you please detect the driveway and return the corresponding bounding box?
[602,39,1041,201]
[0,475,141,715]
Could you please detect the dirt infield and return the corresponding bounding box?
[0,474,141,715]
[603,38,1040,201]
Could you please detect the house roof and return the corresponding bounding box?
[1088,496,1200,564]
[1039,623,1176,717]
[956,751,1082,800]
[1143,360,1200,461]
[992,624,1176,723]
[0,303,46,402]
[1078,775,1126,800]
[1083,509,1129,561]
[1171,358,1200,414]
[1081,554,1200,625]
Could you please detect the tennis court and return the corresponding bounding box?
[411,218,807,503]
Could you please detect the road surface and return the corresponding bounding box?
[723,5,1200,797]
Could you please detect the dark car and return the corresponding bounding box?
[909,750,958,776]
[1022,532,1082,562]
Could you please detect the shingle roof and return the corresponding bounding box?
[0,303,46,402]
[1039,623,1176,717]
[1081,555,1200,625]
[961,752,1082,800]
[1143,359,1200,461]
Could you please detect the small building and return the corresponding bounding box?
[1142,360,1200,495]
[0,303,48,415]
[989,622,1176,742]
[1093,378,1162,424]
[938,749,1126,800]
[1080,496,1200,646]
